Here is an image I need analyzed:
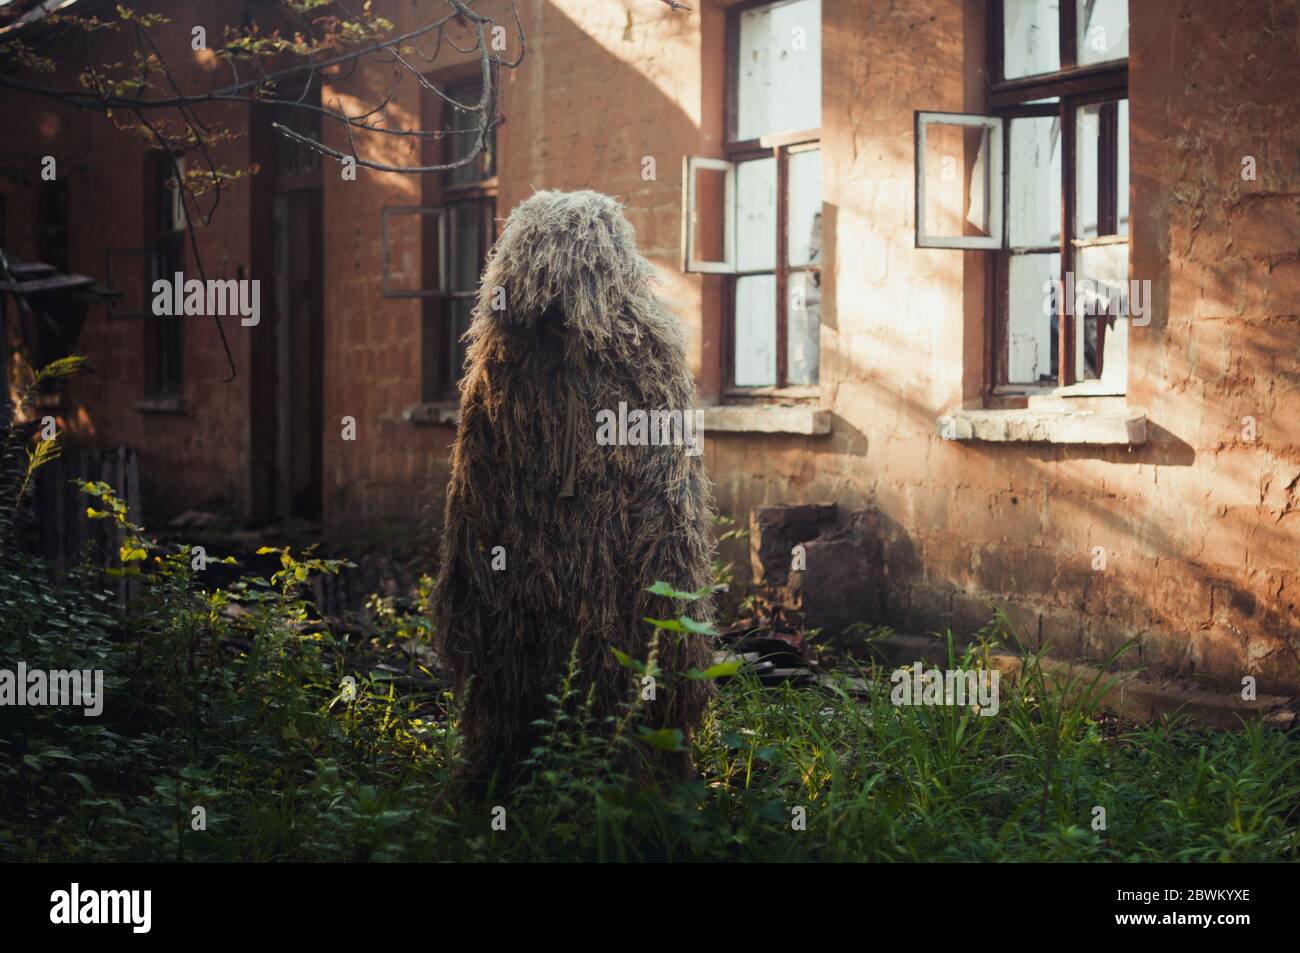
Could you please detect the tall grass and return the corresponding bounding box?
[2,505,1297,861]
[1,359,1297,861]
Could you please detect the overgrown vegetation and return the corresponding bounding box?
[2,364,1299,862]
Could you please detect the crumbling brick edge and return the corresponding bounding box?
[864,633,1298,730]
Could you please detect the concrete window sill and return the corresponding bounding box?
[703,404,832,436]
[403,401,460,426]
[937,407,1147,445]
[403,402,832,438]
[134,396,186,415]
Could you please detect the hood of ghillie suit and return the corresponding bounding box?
[470,188,683,359]
[435,190,716,788]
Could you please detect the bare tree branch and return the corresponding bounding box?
[0,0,529,382]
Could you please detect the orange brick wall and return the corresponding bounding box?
[1,1,255,521]
[3,0,1296,693]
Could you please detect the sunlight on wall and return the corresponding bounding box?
[551,0,703,126]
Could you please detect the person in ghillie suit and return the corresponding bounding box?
[433,189,716,789]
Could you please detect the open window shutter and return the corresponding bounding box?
[914,111,1004,249]
[681,156,736,273]
[381,205,447,299]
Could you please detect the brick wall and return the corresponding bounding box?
[317,0,721,539]
[709,0,1300,694]
[4,0,1295,693]
[1,0,255,522]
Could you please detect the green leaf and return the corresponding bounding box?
[637,726,686,752]
[69,772,95,794]
[643,617,687,632]
[644,581,714,601]
[610,648,646,674]
[687,660,742,680]
[644,615,716,636]
[677,616,717,636]
[36,355,85,381]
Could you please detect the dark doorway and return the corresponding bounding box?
[271,187,324,521]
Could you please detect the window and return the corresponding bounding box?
[32,179,72,385]
[915,0,1129,395]
[37,177,69,272]
[408,75,497,402]
[273,93,322,184]
[144,155,184,398]
[683,0,822,393]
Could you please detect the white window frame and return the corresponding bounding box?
[681,156,736,274]
[914,111,1004,250]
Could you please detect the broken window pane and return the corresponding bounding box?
[1008,115,1061,248]
[736,0,821,141]
[787,148,822,266]
[1075,241,1128,386]
[736,157,776,271]
[1003,0,1060,79]
[1077,0,1128,66]
[787,271,820,385]
[917,114,1001,247]
[734,273,777,387]
[1007,252,1060,384]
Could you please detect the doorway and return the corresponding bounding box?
[271,188,323,521]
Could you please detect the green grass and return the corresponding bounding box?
[1,496,1297,862]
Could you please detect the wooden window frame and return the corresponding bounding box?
[419,73,498,403]
[987,0,1128,394]
[721,0,821,397]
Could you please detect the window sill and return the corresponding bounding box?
[401,402,832,438]
[723,386,820,401]
[992,381,1127,399]
[403,401,460,426]
[937,407,1147,445]
[703,404,831,436]
[134,396,186,415]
